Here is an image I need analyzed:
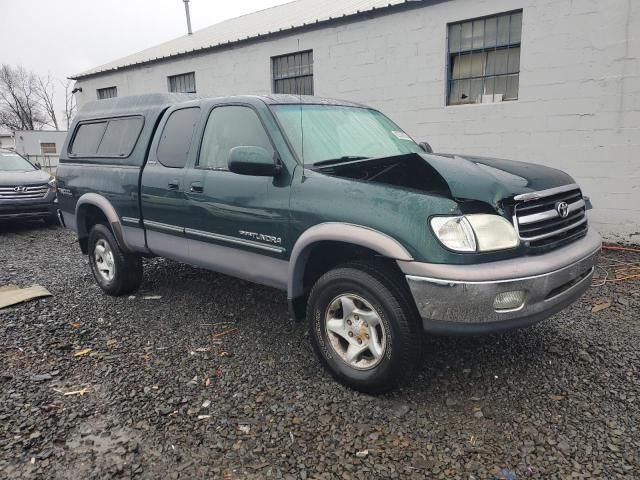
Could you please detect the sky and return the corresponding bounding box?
[0,0,292,125]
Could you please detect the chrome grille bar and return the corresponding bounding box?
[513,184,588,247]
[513,183,580,202]
[518,216,587,242]
[518,199,585,225]
[0,184,49,199]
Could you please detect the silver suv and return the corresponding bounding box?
[0,148,58,224]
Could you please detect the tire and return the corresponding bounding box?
[307,260,422,394]
[87,223,143,296]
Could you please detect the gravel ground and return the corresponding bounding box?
[0,223,639,479]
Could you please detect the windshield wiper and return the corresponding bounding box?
[312,156,370,167]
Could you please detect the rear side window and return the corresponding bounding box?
[157,107,200,168]
[71,122,107,155]
[71,116,144,156]
[97,117,144,155]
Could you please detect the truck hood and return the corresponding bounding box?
[0,169,52,187]
[420,152,575,207]
[316,152,576,209]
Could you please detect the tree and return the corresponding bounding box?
[62,79,77,130]
[0,64,45,131]
[0,64,73,131]
[35,74,59,130]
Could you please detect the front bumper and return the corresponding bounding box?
[0,189,57,221]
[398,230,602,334]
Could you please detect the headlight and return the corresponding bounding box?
[430,214,519,252]
[48,177,57,189]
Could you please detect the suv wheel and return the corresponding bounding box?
[307,261,422,394]
[88,224,143,296]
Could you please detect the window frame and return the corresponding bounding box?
[97,86,118,100]
[446,10,523,106]
[195,103,278,172]
[155,106,201,169]
[271,50,314,96]
[167,72,197,94]
[68,114,145,158]
[40,142,57,155]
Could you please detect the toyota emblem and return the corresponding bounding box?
[556,201,570,218]
[14,186,27,193]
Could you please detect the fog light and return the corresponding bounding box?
[494,290,526,311]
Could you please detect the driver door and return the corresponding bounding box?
[182,104,291,263]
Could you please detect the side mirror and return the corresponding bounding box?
[418,142,433,154]
[228,146,279,176]
[34,162,42,170]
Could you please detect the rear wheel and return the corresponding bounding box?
[307,260,422,394]
[88,224,142,296]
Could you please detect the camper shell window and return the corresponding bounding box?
[70,116,144,157]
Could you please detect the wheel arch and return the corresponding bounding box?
[76,193,131,254]
[287,223,413,301]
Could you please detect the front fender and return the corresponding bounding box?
[287,222,413,299]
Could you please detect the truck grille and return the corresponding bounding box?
[514,184,588,249]
[0,184,49,200]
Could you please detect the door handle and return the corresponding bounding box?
[190,182,203,193]
[168,180,179,190]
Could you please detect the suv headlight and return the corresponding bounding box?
[430,214,519,252]
[48,177,57,189]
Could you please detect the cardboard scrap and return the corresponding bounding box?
[591,299,611,313]
[0,284,52,309]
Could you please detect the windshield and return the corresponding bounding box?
[0,152,36,172]
[272,105,423,165]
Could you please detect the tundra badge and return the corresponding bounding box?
[239,230,282,245]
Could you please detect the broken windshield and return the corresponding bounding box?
[272,104,423,166]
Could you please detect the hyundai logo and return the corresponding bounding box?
[14,186,27,193]
[556,201,570,218]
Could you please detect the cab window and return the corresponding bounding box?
[157,107,200,168]
[198,106,273,170]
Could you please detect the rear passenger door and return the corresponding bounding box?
[141,106,200,255]
[182,104,291,260]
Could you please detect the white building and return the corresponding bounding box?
[13,130,67,173]
[70,0,639,242]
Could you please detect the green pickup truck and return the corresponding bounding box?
[57,94,601,393]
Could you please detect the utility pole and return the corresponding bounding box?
[183,0,193,35]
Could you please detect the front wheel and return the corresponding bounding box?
[88,224,143,296]
[307,261,422,394]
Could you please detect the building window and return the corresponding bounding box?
[447,11,522,105]
[97,86,118,100]
[40,142,56,155]
[272,50,314,95]
[168,72,196,93]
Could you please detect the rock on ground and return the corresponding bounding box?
[1,222,639,479]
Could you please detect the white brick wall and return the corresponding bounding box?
[75,0,640,242]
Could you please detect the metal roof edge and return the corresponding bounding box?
[70,0,446,81]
